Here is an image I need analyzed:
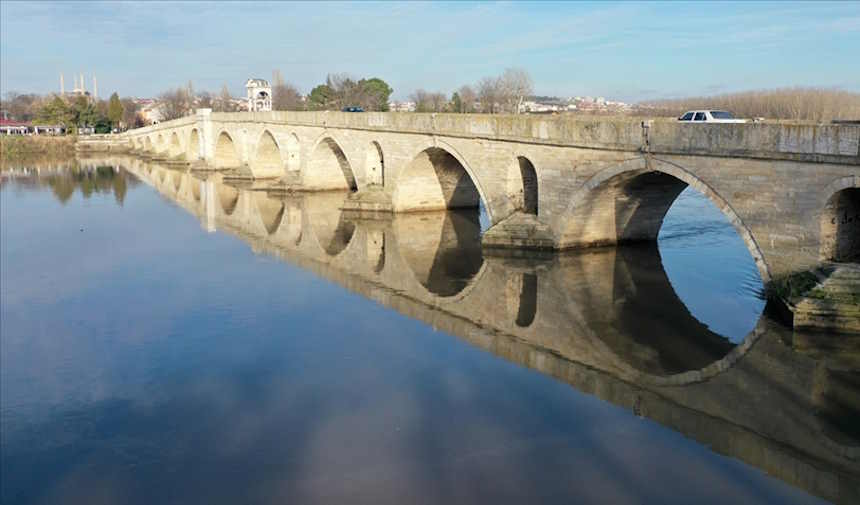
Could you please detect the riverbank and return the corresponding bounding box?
[0,136,76,161]
[769,264,860,336]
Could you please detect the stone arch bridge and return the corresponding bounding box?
[118,111,860,280]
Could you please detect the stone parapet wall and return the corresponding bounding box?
[126,111,860,164]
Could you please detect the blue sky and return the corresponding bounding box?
[2,1,858,102]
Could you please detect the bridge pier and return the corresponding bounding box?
[482,212,555,250]
[340,185,394,213]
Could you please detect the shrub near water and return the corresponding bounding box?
[0,136,76,160]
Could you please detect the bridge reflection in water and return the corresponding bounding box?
[101,156,860,503]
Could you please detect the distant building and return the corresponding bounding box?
[388,101,416,112]
[245,78,272,112]
[1,120,65,135]
[1,119,30,135]
[136,100,163,125]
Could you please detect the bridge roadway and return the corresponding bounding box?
[114,111,860,282]
[86,154,859,505]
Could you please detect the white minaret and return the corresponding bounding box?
[80,73,85,92]
[93,75,98,100]
[60,73,65,95]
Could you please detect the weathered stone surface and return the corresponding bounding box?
[115,111,859,280]
[794,264,860,334]
[482,211,555,249]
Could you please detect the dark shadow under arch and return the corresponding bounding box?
[821,187,860,262]
[393,147,482,212]
[365,141,384,186]
[560,161,770,282]
[307,137,357,191]
[518,156,538,215]
[396,209,484,297]
[515,272,537,327]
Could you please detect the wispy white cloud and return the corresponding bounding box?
[2,1,858,101]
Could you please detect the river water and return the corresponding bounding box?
[1,156,857,504]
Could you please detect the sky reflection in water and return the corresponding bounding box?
[0,161,837,505]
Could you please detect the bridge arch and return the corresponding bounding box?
[144,136,153,153]
[820,176,860,262]
[509,155,538,215]
[364,141,384,186]
[393,211,485,299]
[187,129,201,160]
[169,170,182,193]
[216,183,239,215]
[185,174,201,202]
[556,157,771,282]
[392,143,489,220]
[251,130,284,178]
[284,133,301,172]
[253,193,285,235]
[156,133,166,154]
[304,193,357,257]
[168,132,183,158]
[214,131,241,169]
[305,136,357,191]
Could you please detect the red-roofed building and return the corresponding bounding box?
[0,119,30,135]
[1,120,67,136]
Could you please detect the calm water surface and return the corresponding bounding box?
[1,157,856,504]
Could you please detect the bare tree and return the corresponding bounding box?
[120,97,140,128]
[429,92,448,112]
[457,85,477,113]
[410,89,431,112]
[197,91,213,109]
[477,77,501,114]
[272,70,304,110]
[410,89,447,112]
[215,84,235,112]
[499,68,533,113]
[158,88,191,120]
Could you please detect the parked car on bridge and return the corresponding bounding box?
[342,106,364,112]
[678,110,747,123]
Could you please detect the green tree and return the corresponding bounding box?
[358,77,393,111]
[308,84,335,110]
[451,92,462,113]
[107,92,124,128]
[69,95,101,130]
[37,96,74,126]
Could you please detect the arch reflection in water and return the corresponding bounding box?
[128,162,752,378]
[117,158,858,504]
[658,187,766,342]
[304,192,356,256]
[394,208,484,297]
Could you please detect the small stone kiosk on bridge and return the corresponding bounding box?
[245,79,272,112]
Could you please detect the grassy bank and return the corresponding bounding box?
[0,136,77,161]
